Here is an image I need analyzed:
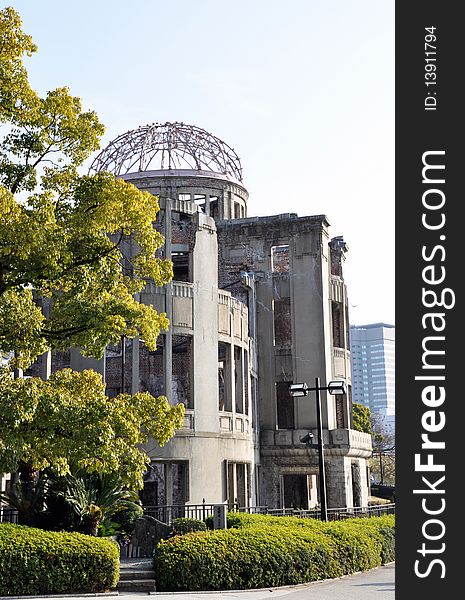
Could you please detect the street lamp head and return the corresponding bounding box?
[289,382,308,397]
[327,380,346,395]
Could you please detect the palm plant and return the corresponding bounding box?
[50,471,141,536]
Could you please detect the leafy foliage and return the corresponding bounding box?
[0,467,146,536]
[371,413,395,452]
[0,169,173,369]
[0,7,173,369]
[352,402,374,434]
[49,470,142,536]
[0,7,37,123]
[0,523,119,595]
[370,454,396,487]
[0,368,184,489]
[154,513,395,591]
[369,413,395,485]
[170,517,207,537]
[0,7,184,492]
[0,471,47,526]
[111,502,143,541]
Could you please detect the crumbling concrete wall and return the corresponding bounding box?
[217,214,370,510]
[217,213,335,432]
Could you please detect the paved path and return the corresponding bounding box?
[2,563,394,600]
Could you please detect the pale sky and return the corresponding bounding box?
[9,0,395,326]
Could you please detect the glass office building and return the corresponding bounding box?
[350,323,395,432]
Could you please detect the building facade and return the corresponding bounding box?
[350,323,395,433]
[29,122,372,509]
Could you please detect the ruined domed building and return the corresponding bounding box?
[51,122,373,510]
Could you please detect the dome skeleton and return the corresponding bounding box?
[90,122,243,182]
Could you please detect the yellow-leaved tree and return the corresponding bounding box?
[0,8,184,499]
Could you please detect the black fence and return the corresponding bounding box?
[143,502,237,523]
[1,501,394,527]
[0,507,18,523]
[143,501,395,524]
[370,484,396,501]
[237,503,395,521]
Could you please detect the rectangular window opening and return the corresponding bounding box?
[172,251,190,282]
[209,196,219,219]
[172,335,193,408]
[331,301,344,348]
[283,474,310,509]
[218,342,232,411]
[273,297,291,347]
[234,346,244,414]
[194,194,206,213]
[276,380,294,429]
[271,245,290,273]
[139,336,165,397]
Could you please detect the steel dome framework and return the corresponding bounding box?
[90,122,243,182]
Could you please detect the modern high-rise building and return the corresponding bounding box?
[349,323,395,433]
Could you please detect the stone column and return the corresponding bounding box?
[325,456,351,508]
[351,461,362,507]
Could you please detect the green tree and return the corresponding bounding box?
[352,402,373,434]
[0,369,183,490]
[0,7,37,123]
[0,8,184,492]
[370,414,395,486]
[0,7,173,370]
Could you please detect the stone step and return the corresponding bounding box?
[120,558,154,569]
[118,559,156,592]
[116,578,156,593]
[119,569,155,581]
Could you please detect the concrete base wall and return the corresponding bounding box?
[259,430,371,508]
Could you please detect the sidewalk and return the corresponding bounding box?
[147,564,395,600]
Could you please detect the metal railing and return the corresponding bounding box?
[0,507,18,523]
[143,501,238,524]
[237,504,395,521]
[142,500,395,524]
[0,501,393,528]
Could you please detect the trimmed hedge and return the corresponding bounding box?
[154,513,395,591]
[171,517,207,536]
[0,523,119,596]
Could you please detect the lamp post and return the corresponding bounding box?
[289,378,346,521]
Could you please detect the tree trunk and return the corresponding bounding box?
[17,462,39,526]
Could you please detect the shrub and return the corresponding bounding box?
[110,503,144,539]
[227,513,396,568]
[155,527,341,591]
[154,513,395,591]
[170,517,207,536]
[351,515,396,564]
[0,523,119,596]
[203,514,214,529]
